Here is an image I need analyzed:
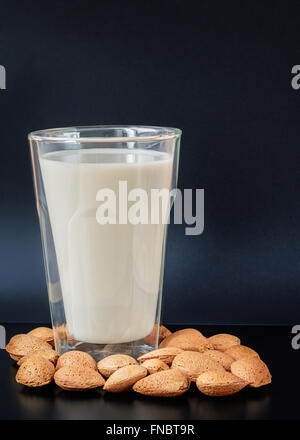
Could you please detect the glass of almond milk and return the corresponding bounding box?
[29,126,181,359]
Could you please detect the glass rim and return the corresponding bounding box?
[28,125,182,143]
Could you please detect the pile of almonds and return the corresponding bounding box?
[6,325,271,397]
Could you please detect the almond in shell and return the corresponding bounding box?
[203,349,235,371]
[133,368,190,397]
[225,345,260,361]
[159,329,213,352]
[230,357,271,388]
[54,324,67,340]
[97,354,137,378]
[138,347,183,365]
[28,327,54,346]
[141,359,169,375]
[172,351,224,381]
[56,350,97,371]
[103,365,147,393]
[54,365,105,391]
[144,325,172,346]
[16,356,55,387]
[6,334,53,361]
[17,349,59,366]
[172,328,204,336]
[196,370,249,396]
[208,333,240,352]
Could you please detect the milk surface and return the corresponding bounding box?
[40,149,173,343]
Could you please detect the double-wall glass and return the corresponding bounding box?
[29,126,181,360]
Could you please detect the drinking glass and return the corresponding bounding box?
[29,126,181,360]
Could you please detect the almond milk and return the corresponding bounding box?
[40,149,173,344]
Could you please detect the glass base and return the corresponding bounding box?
[54,328,156,361]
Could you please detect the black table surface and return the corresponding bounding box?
[0,323,298,420]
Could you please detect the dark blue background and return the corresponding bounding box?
[0,0,299,324]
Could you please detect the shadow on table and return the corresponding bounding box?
[187,384,271,420]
